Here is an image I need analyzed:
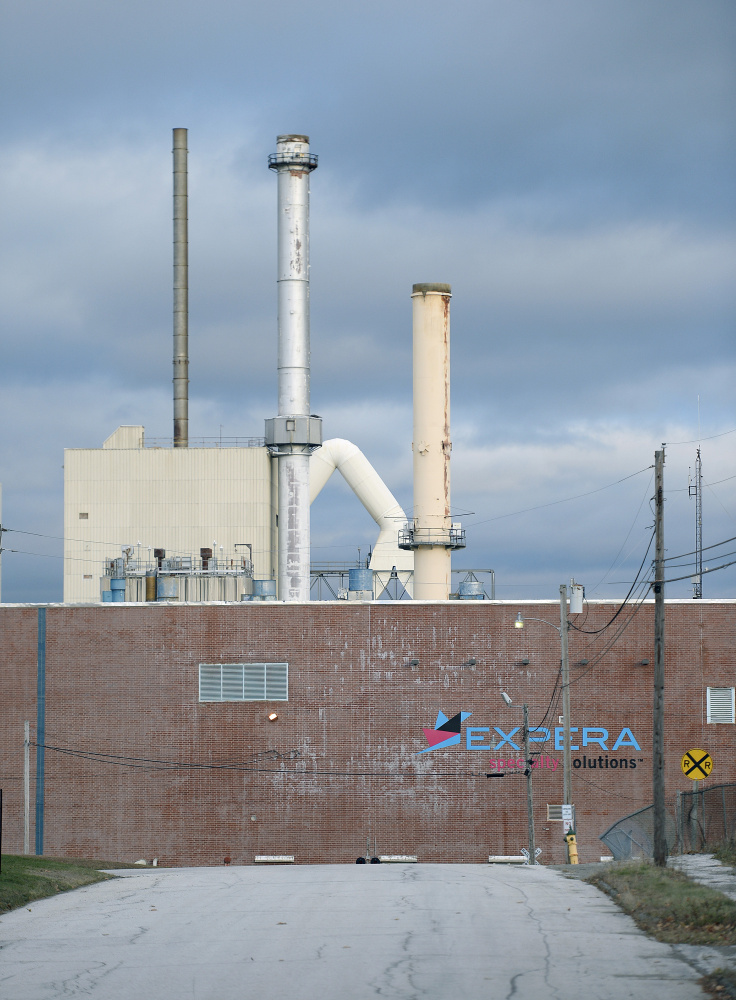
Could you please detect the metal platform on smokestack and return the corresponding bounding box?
[398,525,466,549]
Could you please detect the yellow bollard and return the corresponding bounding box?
[564,831,579,865]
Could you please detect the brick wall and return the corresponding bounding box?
[0,600,733,865]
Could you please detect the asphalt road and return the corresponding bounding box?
[0,863,706,999]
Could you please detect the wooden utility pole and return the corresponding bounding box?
[523,704,536,865]
[24,721,30,854]
[653,447,667,866]
[559,585,571,807]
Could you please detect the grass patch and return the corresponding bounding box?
[712,841,736,870]
[587,861,736,946]
[701,969,736,999]
[0,855,140,914]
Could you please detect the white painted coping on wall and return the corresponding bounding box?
[379,855,419,863]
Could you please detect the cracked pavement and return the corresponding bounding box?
[0,863,708,999]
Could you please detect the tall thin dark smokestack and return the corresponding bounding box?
[173,127,188,447]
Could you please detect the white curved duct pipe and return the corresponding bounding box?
[310,439,413,597]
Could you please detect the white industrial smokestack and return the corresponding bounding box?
[399,283,465,599]
[173,127,188,448]
[265,135,322,601]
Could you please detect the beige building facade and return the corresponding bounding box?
[63,426,276,603]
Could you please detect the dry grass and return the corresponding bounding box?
[701,969,736,999]
[0,855,140,913]
[587,860,736,946]
[712,841,736,870]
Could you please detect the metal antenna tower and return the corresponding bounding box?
[689,447,703,598]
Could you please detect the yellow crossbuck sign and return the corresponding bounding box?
[681,748,713,780]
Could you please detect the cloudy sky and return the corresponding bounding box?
[1,0,734,603]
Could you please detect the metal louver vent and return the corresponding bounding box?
[222,664,244,700]
[243,664,266,700]
[199,663,288,702]
[199,664,222,701]
[707,687,735,724]
[266,663,288,700]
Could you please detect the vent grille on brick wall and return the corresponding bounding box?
[199,663,288,702]
[706,686,735,724]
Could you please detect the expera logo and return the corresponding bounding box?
[418,710,472,753]
[416,710,642,755]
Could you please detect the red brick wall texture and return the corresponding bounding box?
[0,600,733,866]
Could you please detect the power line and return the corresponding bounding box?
[663,548,736,572]
[569,527,655,635]
[666,427,736,446]
[588,473,654,595]
[663,533,736,563]
[464,465,653,528]
[30,743,491,780]
[668,472,736,493]
[661,557,736,586]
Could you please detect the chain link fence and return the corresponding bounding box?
[676,782,736,853]
[599,805,677,860]
[600,783,736,859]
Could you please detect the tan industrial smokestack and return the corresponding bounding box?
[173,127,188,447]
[403,283,465,599]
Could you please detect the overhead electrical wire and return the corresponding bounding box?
[30,743,487,780]
[464,465,653,528]
[661,558,736,586]
[565,570,654,688]
[668,472,736,493]
[568,527,656,636]
[666,427,736,446]
[662,534,736,563]
[588,472,654,595]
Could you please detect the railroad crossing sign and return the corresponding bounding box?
[681,748,713,780]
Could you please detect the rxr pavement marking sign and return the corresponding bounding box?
[681,748,713,780]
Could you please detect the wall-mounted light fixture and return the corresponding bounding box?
[404,658,420,668]
[463,657,477,667]
[268,712,279,721]
[639,659,650,666]
[514,613,524,629]
[578,659,589,666]
[520,657,530,666]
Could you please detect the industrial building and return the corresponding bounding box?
[63,132,418,606]
[3,131,733,869]
[0,599,733,865]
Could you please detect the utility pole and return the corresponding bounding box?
[689,448,703,599]
[559,585,571,807]
[653,447,667,866]
[523,704,536,865]
[24,721,30,854]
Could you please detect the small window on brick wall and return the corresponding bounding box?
[707,687,735,724]
[199,663,288,702]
